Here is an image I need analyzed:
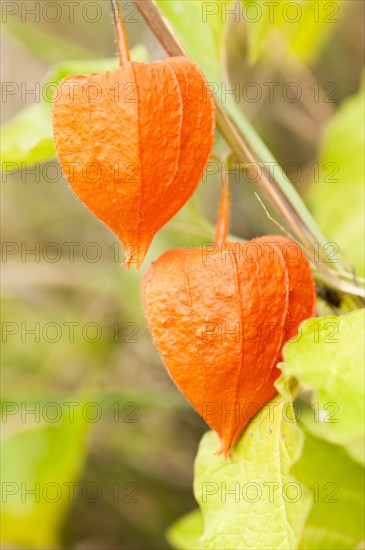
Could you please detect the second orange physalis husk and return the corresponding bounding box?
[142,235,316,457]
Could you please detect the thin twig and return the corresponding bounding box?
[255,193,364,299]
[254,193,294,240]
[110,0,130,65]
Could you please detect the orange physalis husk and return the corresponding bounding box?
[52,57,215,268]
[142,235,316,458]
[142,170,316,457]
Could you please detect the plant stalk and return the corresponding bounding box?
[132,0,364,306]
[110,0,130,65]
[215,162,231,245]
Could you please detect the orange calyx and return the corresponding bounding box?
[52,58,215,269]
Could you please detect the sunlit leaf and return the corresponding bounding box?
[280,310,365,465]
[0,46,148,167]
[1,103,56,165]
[293,427,365,549]
[194,395,310,549]
[156,0,231,81]
[307,81,365,276]
[1,407,90,548]
[241,0,344,63]
[166,508,203,550]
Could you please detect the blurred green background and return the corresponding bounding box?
[1,1,364,548]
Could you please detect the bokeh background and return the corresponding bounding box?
[1,1,364,548]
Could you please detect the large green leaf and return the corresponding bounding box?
[241,0,344,63]
[0,46,148,168]
[194,395,310,549]
[167,508,203,550]
[307,81,365,276]
[156,0,231,81]
[1,103,56,165]
[1,406,90,548]
[280,310,365,465]
[293,427,365,550]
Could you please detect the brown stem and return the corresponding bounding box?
[133,0,312,248]
[214,108,314,248]
[132,0,364,305]
[110,0,130,65]
[133,0,187,57]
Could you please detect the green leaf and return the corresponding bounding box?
[0,103,56,165]
[307,81,365,276]
[241,0,344,63]
[156,0,231,81]
[292,427,365,549]
[1,406,90,549]
[280,310,365,465]
[166,509,203,550]
[0,46,148,167]
[43,45,148,96]
[194,395,310,549]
